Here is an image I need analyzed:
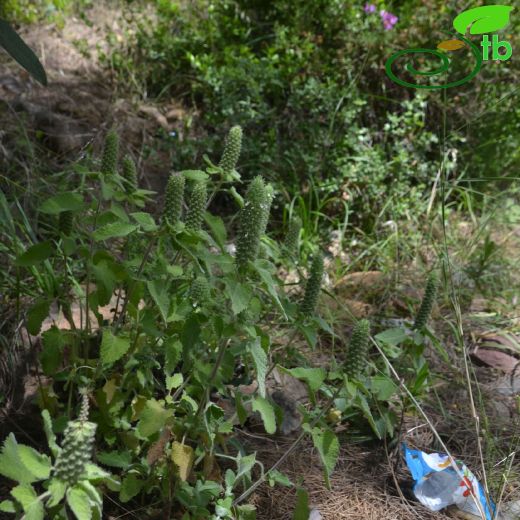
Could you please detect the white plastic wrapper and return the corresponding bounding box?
[403,444,495,519]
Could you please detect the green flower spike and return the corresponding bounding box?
[122,155,138,193]
[185,182,207,231]
[300,252,324,317]
[235,176,272,271]
[163,173,185,225]
[100,129,119,176]
[284,217,302,255]
[189,276,210,307]
[413,272,438,330]
[53,390,96,486]
[58,211,73,236]
[219,125,243,175]
[345,319,371,379]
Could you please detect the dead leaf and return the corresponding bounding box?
[146,428,171,465]
[138,105,169,130]
[335,271,384,290]
[437,39,465,51]
[171,441,194,481]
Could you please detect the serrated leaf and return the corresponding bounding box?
[355,394,381,439]
[39,192,83,214]
[281,367,326,392]
[147,280,170,323]
[0,434,38,484]
[164,337,182,374]
[375,327,407,346]
[370,375,397,401]
[247,339,267,398]
[26,298,51,336]
[41,327,65,376]
[119,474,144,503]
[204,213,227,249]
[41,410,59,457]
[100,330,130,365]
[310,429,339,489]
[136,399,170,438]
[130,212,157,231]
[171,441,194,481]
[47,478,66,507]
[17,445,51,480]
[15,241,54,267]
[166,373,183,391]
[225,280,252,315]
[67,486,92,520]
[96,451,132,469]
[11,484,37,509]
[0,500,16,513]
[0,20,47,85]
[254,261,287,319]
[252,396,276,434]
[453,5,513,35]
[93,222,138,241]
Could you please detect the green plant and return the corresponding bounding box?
[185,181,207,232]
[413,272,439,330]
[121,155,138,194]
[235,175,272,271]
[345,319,370,379]
[163,172,185,225]
[99,129,118,177]
[0,392,117,519]
[300,252,324,317]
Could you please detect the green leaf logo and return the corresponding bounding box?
[453,5,514,35]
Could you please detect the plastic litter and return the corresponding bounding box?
[403,444,495,519]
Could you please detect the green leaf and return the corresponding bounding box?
[252,396,276,434]
[136,399,171,438]
[247,339,267,398]
[97,451,132,469]
[41,327,65,376]
[370,375,397,401]
[254,261,287,319]
[93,222,138,241]
[355,394,381,439]
[100,330,131,365]
[453,5,513,35]
[92,260,117,306]
[130,212,157,231]
[0,500,16,513]
[268,469,292,487]
[147,280,170,323]
[0,20,47,85]
[11,484,37,509]
[292,488,310,520]
[15,241,54,267]
[280,367,326,392]
[310,428,339,489]
[0,434,38,484]
[26,298,51,336]
[204,213,227,249]
[119,474,144,503]
[67,486,93,520]
[17,445,51,480]
[41,410,59,457]
[47,478,66,507]
[164,338,182,374]
[181,169,209,181]
[39,192,83,214]
[375,328,407,346]
[166,373,183,391]
[225,280,252,315]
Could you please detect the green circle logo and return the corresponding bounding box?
[385,34,482,89]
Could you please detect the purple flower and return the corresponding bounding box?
[364,3,376,13]
[380,9,398,30]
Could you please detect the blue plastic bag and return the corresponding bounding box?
[403,443,495,519]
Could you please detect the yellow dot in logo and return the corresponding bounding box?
[437,39,466,51]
